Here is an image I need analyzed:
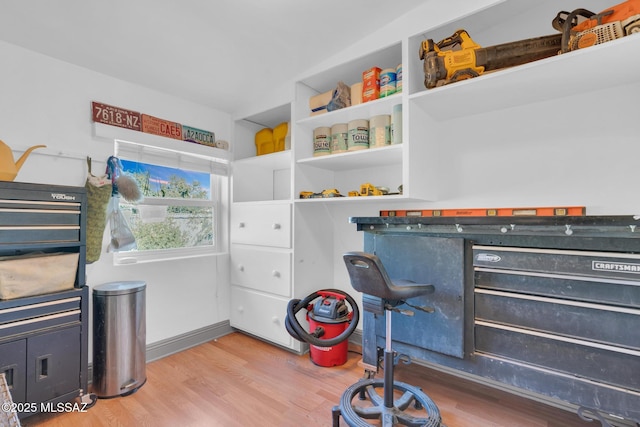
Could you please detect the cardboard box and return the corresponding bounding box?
[309,90,333,116]
[362,67,381,103]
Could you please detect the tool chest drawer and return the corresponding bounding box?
[230,244,291,297]
[230,202,291,248]
[473,245,640,392]
[0,182,84,246]
[0,290,83,339]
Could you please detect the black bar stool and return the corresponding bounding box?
[333,251,442,427]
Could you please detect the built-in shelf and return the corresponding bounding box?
[234,149,291,170]
[297,144,402,172]
[295,194,406,204]
[409,34,640,121]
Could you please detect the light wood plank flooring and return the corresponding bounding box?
[24,332,597,427]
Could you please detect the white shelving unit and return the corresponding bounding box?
[230,104,301,350]
[229,0,636,350]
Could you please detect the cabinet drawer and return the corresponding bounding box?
[230,203,291,248]
[230,287,292,349]
[26,326,80,403]
[230,245,291,297]
[0,340,26,404]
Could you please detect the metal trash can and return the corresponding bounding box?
[92,281,146,398]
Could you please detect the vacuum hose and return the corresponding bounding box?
[285,289,359,347]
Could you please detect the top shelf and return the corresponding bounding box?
[409,34,640,122]
[241,103,291,128]
[299,42,402,93]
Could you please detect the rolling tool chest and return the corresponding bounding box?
[351,215,640,425]
[0,181,89,419]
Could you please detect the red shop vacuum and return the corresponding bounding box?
[285,289,359,367]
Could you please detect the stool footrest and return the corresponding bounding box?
[337,378,442,427]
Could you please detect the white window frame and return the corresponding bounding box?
[112,138,228,265]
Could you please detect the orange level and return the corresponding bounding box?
[380,206,586,218]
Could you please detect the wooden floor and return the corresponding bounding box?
[24,332,597,427]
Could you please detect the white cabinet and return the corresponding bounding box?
[230,245,291,297]
[230,105,301,350]
[230,202,291,248]
[230,287,293,348]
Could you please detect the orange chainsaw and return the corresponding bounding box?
[552,0,640,53]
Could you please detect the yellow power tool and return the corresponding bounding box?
[419,29,562,89]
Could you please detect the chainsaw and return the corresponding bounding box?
[552,0,640,53]
[419,29,562,89]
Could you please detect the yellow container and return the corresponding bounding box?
[273,122,288,152]
[255,128,274,156]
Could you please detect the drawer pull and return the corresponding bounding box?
[238,264,245,272]
[238,222,245,228]
[272,223,281,230]
[272,270,280,278]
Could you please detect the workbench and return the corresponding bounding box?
[350,215,640,426]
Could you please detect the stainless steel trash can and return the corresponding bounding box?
[92,281,146,398]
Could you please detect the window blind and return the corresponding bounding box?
[115,139,229,175]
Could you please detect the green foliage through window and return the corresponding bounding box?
[119,160,215,251]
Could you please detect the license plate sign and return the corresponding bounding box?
[92,102,142,131]
[141,114,183,140]
[182,125,216,147]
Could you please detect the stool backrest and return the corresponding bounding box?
[343,252,397,300]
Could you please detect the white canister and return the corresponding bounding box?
[347,119,369,151]
[313,126,331,156]
[391,104,402,145]
[331,123,348,154]
[369,115,391,148]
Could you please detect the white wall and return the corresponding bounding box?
[0,40,232,346]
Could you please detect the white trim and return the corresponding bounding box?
[135,197,212,207]
[113,245,218,265]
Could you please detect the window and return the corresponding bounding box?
[113,139,228,264]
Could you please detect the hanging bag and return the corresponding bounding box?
[106,195,137,252]
[84,157,112,263]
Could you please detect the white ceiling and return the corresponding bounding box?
[0,0,426,115]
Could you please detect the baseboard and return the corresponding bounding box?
[349,329,363,350]
[89,321,234,383]
[146,320,235,362]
